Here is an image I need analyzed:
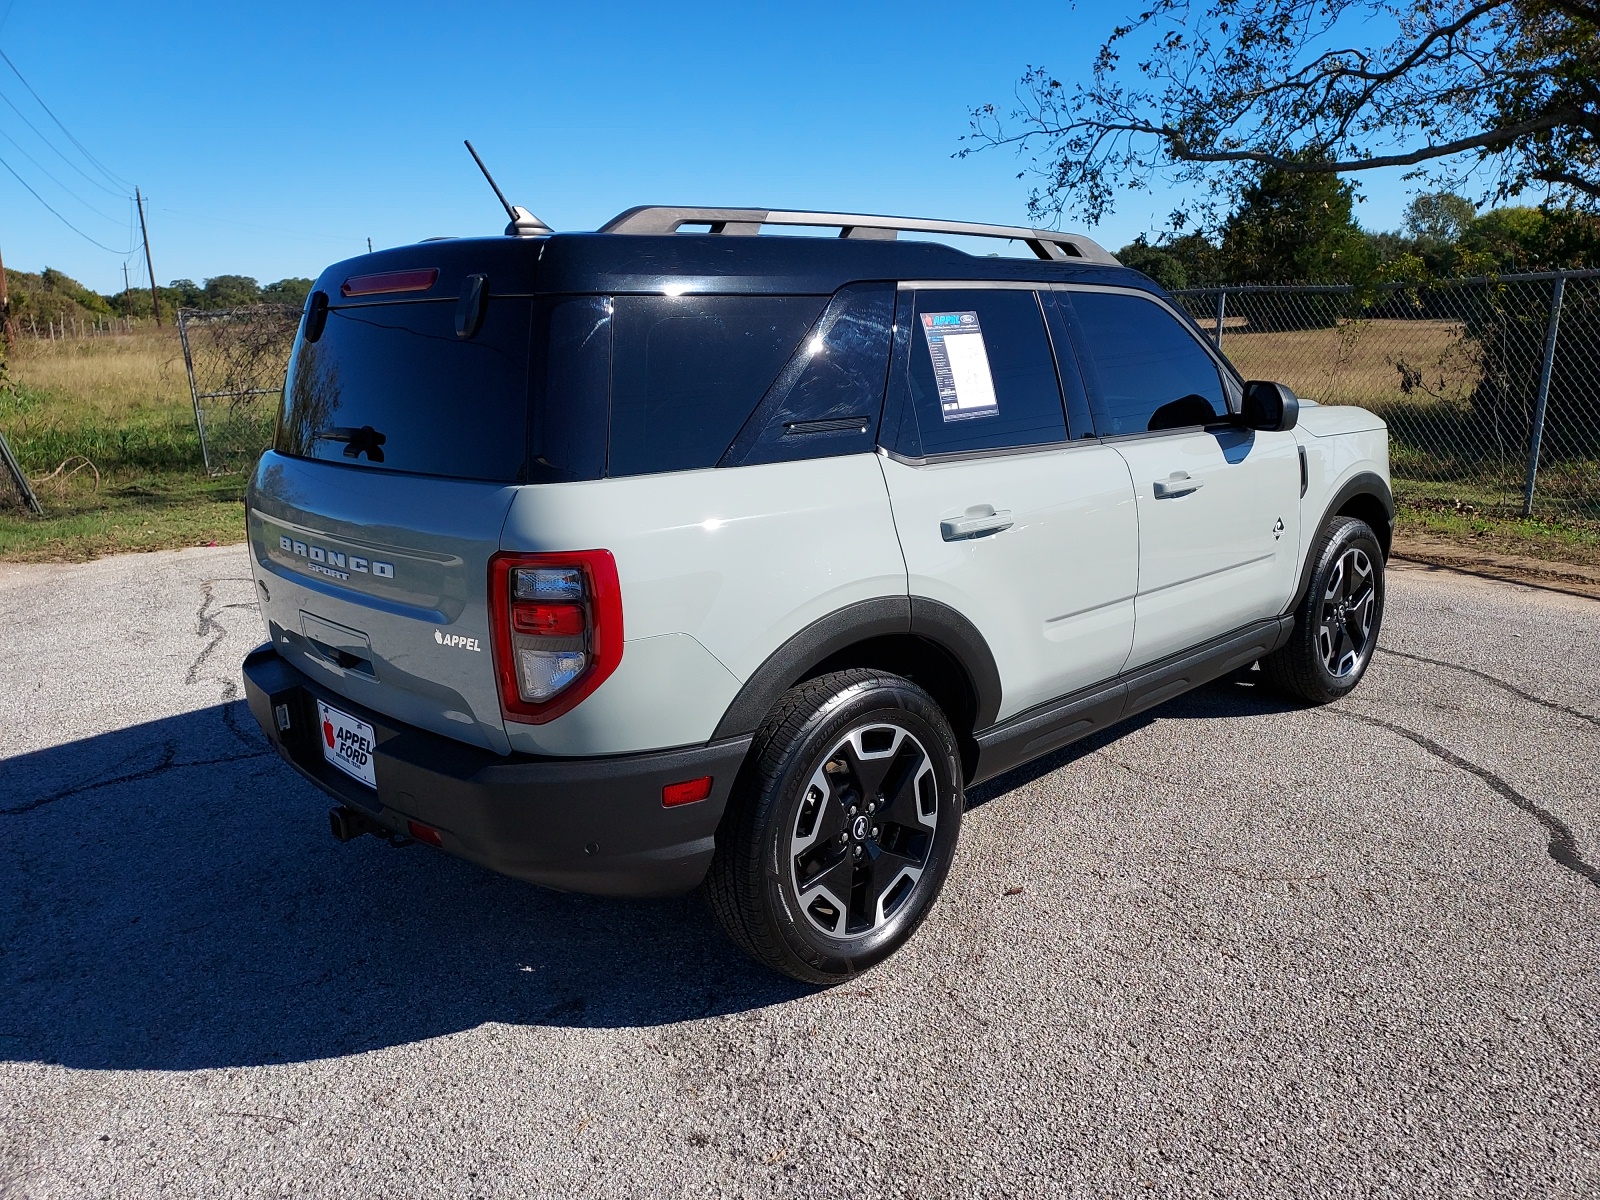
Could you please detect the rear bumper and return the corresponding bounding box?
[242,644,751,897]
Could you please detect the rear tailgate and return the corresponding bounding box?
[248,455,517,753]
[246,268,537,755]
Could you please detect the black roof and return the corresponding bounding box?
[313,232,1158,305]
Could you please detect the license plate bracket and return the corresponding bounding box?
[317,699,378,789]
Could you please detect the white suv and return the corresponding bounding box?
[242,206,1391,983]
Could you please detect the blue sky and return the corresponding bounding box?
[0,1,1419,295]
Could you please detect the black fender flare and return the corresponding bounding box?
[1287,470,1394,614]
[710,596,1003,740]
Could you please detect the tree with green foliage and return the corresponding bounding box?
[1404,194,1478,246]
[1220,164,1376,283]
[261,278,313,308]
[1116,237,1189,289]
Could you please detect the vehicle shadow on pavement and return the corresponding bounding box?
[965,672,1301,808]
[0,702,808,1072]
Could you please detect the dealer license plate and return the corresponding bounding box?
[317,700,378,789]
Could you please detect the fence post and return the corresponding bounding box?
[1213,288,1227,350]
[1522,275,1566,517]
[177,310,213,474]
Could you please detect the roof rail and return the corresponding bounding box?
[596,206,1120,266]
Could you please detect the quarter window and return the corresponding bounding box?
[1062,291,1227,436]
[607,295,826,477]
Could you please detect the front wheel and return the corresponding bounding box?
[706,669,964,985]
[1261,515,1386,704]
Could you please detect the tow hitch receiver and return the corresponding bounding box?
[328,805,380,843]
[328,805,418,848]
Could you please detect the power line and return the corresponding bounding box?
[0,151,137,254]
[0,86,124,198]
[0,47,130,191]
[158,204,360,244]
[0,124,125,223]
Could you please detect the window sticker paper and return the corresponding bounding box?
[921,311,999,422]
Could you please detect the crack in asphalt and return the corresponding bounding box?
[185,581,228,686]
[1376,647,1600,729]
[3,576,269,819]
[1340,710,1600,889]
[0,742,273,817]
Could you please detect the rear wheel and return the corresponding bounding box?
[1261,515,1386,704]
[706,669,963,985]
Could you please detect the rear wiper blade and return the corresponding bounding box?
[314,425,388,463]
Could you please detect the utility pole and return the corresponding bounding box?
[123,262,132,326]
[367,237,373,254]
[136,187,161,325]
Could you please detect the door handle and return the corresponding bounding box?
[1153,472,1204,499]
[941,505,1014,541]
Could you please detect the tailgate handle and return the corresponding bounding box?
[307,638,374,675]
[941,505,1014,541]
[301,612,376,676]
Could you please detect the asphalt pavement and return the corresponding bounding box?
[1,546,1597,1198]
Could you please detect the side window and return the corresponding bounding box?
[1062,290,1227,437]
[900,289,1067,456]
[720,283,895,467]
[608,294,826,477]
[528,296,610,485]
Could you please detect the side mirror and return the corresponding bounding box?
[1241,380,1299,432]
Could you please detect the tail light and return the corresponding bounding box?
[488,550,622,724]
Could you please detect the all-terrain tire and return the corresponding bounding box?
[1261,515,1386,705]
[705,669,963,985]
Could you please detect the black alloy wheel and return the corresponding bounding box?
[1261,515,1387,704]
[706,668,963,984]
[788,721,939,938]
[1318,544,1378,679]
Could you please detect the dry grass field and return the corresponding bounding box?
[1221,318,1478,409]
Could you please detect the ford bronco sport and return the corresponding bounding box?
[242,205,1391,984]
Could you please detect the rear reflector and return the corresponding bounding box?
[407,820,443,847]
[341,268,439,297]
[662,776,713,807]
[511,602,586,636]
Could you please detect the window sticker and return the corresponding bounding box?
[921,311,999,422]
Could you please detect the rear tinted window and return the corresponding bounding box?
[277,298,532,481]
[1062,290,1226,436]
[720,283,895,467]
[900,289,1066,456]
[607,295,826,477]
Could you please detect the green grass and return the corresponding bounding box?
[0,473,249,562]
[1394,480,1600,566]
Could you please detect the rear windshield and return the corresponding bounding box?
[276,298,532,482]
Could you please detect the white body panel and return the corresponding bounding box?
[880,443,1140,722]
[1296,410,1392,539]
[1115,427,1304,669]
[497,454,907,755]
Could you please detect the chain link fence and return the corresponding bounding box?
[177,305,299,476]
[1172,270,1600,524]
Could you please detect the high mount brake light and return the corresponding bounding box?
[488,550,623,724]
[340,268,439,297]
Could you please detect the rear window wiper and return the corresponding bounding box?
[314,425,388,463]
